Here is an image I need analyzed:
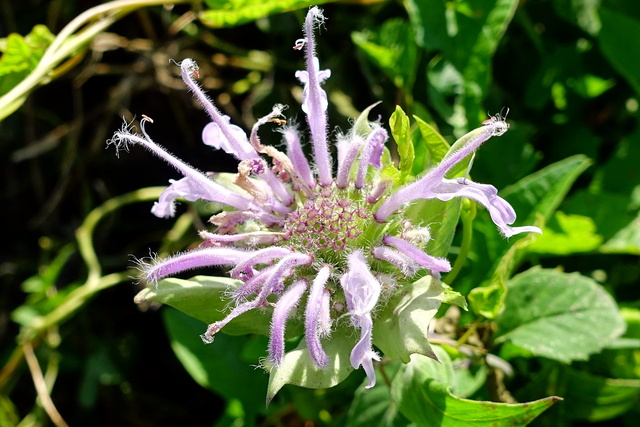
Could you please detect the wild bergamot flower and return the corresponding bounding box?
[109,7,541,393]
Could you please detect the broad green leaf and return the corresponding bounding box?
[528,211,604,255]
[598,8,640,95]
[391,352,559,426]
[389,106,414,181]
[469,229,540,319]
[163,307,268,414]
[495,268,626,363]
[200,0,330,28]
[501,154,592,225]
[266,325,356,404]
[135,275,295,337]
[563,368,640,422]
[0,25,54,96]
[373,275,443,363]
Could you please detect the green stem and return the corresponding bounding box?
[443,201,476,284]
[0,0,195,121]
[20,187,165,342]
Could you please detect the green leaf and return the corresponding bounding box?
[563,368,640,422]
[163,307,268,414]
[200,0,330,28]
[404,197,462,259]
[501,154,592,226]
[0,25,54,96]
[495,268,626,363]
[373,275,444,363]
[134,275,299,337]
[413,115,450,173]
[598,8,640,95]
[389,106,414,181]
[391,351,559,426]
[266,325,356,404]
[351,19,419,90]
[442,284,468,311]
[468,283,504,320]
[346,364,414,427]
[408,0,519,130]
[601,213,640,255]
[528,211,604,255]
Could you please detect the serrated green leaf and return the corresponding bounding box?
[495,268,626,363]
[200,0,330,28]
[389,106,414,181]
[373,275,444,363]
[135,275,296,337]
[266,325,356,404]
[391,351,559,426]
[163,307,268,414]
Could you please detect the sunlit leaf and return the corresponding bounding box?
[200,0,331,28]
[495,268,626,363]
[373,275,443,363]
[266,325,356,404]
[389,105,414,181]
[391,351,559,426]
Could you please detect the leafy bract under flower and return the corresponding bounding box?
[114,6,541,396]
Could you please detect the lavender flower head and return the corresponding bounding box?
[109,7,540,393]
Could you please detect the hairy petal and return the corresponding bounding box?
[431,178,543,237]
[202,252,313,343]
[305,265,331,366]
[269,279,307,365]
[341,251,381,388]
[283,126,315,191]
[372,246,420,277]
[144,247,250,284]
[375,125,501,221]
[230,247,293,279]
[296,7,332,186]
[382,235,451,274]
[355,126,388,189]
[180,58,257,160]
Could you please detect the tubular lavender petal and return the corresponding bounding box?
[180,59,258,160]
[269,279,307,365]
[144,247,250,284]
[305,266,331,366]
[382,235,451,274]
[298,7,332,186]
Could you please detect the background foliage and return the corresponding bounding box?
[1,0,639,426]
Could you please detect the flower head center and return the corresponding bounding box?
[281,186,373,259]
